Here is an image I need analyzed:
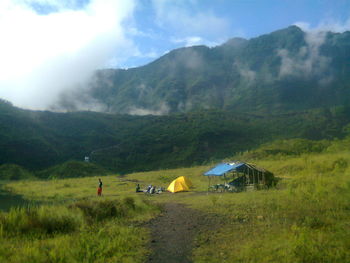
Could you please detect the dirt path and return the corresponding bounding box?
[146,202,203,263]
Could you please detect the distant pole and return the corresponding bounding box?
[207,176,211,194]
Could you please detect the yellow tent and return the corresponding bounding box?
[177,176,192,188]
[167,176,193,193]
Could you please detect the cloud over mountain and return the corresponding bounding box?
[0,0,135,109]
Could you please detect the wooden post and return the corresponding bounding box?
[207,176,211,194]
[252,168,255,185]
[245,166,249,185]
[263,172,265,185]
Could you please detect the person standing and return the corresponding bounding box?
[97,178,103,196]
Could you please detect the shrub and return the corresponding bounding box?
[72,199,130,222]
[123,197,136,210]
[0,164,35,180]
[0,205,83,237]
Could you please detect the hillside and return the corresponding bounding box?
[1,99,350,176]
[57,26,350,114]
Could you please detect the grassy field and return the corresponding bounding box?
[1,138,350,262]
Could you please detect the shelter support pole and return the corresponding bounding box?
[246,167,249,185]
[207,176,211,194]
[263,172,265,185]
[224,174,228,192]
[250,168,252,185]
[251,168,253,185]
[252,168,255,185]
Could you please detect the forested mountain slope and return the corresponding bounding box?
[58,26,350,114]
[1,99,350,175]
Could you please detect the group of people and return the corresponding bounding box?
[135,183,163,194]
[96,179,164,196]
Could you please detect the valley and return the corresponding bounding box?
[1,22,350,262]
[1,137,350,262]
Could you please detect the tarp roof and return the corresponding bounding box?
[204,162,245,176]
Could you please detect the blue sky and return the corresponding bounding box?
[0,0,350,109]
[26,0,350,68]
[126,0,350,67]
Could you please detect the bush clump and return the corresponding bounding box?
[0,164,35,180]
[0,197,139,238]
[72,198,136,222]
[0,205,83,237]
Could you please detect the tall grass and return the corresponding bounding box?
[0,205,83,237]
[190,140,350,262]
[0,197,159,262]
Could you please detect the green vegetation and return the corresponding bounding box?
[2,25,350,177]
[0,164,35,181]
[190,138,350,262]
[0,197,159,262]
[1,24,350,262]
[36,161,109,179]
[62,26,350,114]
[2,97,350,176]
[2,135,350,262]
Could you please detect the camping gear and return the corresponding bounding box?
[167,176,192,193]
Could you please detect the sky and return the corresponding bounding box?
[0,0,350,109]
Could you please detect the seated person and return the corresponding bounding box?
[146,185,152,193]
[136,184,142,193]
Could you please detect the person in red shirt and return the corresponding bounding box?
[97,178,103,196]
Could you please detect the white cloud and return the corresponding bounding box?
[278,30,329,79]
[171,36,219,47]
[0,0,136,110]
[152,0,230,46]
[277,19,350,81]
[234,62,256,84]
[294,18,350,33]
[128,103,170,116]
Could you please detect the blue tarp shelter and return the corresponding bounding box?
[204,162,245,176]
[204,162,274,190]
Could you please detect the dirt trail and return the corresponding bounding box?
[146,202,203,263]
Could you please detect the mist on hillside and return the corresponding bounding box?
[0,1,350,114]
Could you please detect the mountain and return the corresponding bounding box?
[57,26,350,114]
[2,25,350,176]
[1,99,350,176]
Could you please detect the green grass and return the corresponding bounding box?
[186,143,350,262]
[36,161,110,179]
[2,137,350,262]
[0,197,159,262]
[4,165,213,202]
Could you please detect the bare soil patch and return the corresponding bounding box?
[146,202,204,263]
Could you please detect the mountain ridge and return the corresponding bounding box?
[56,25,350,115]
